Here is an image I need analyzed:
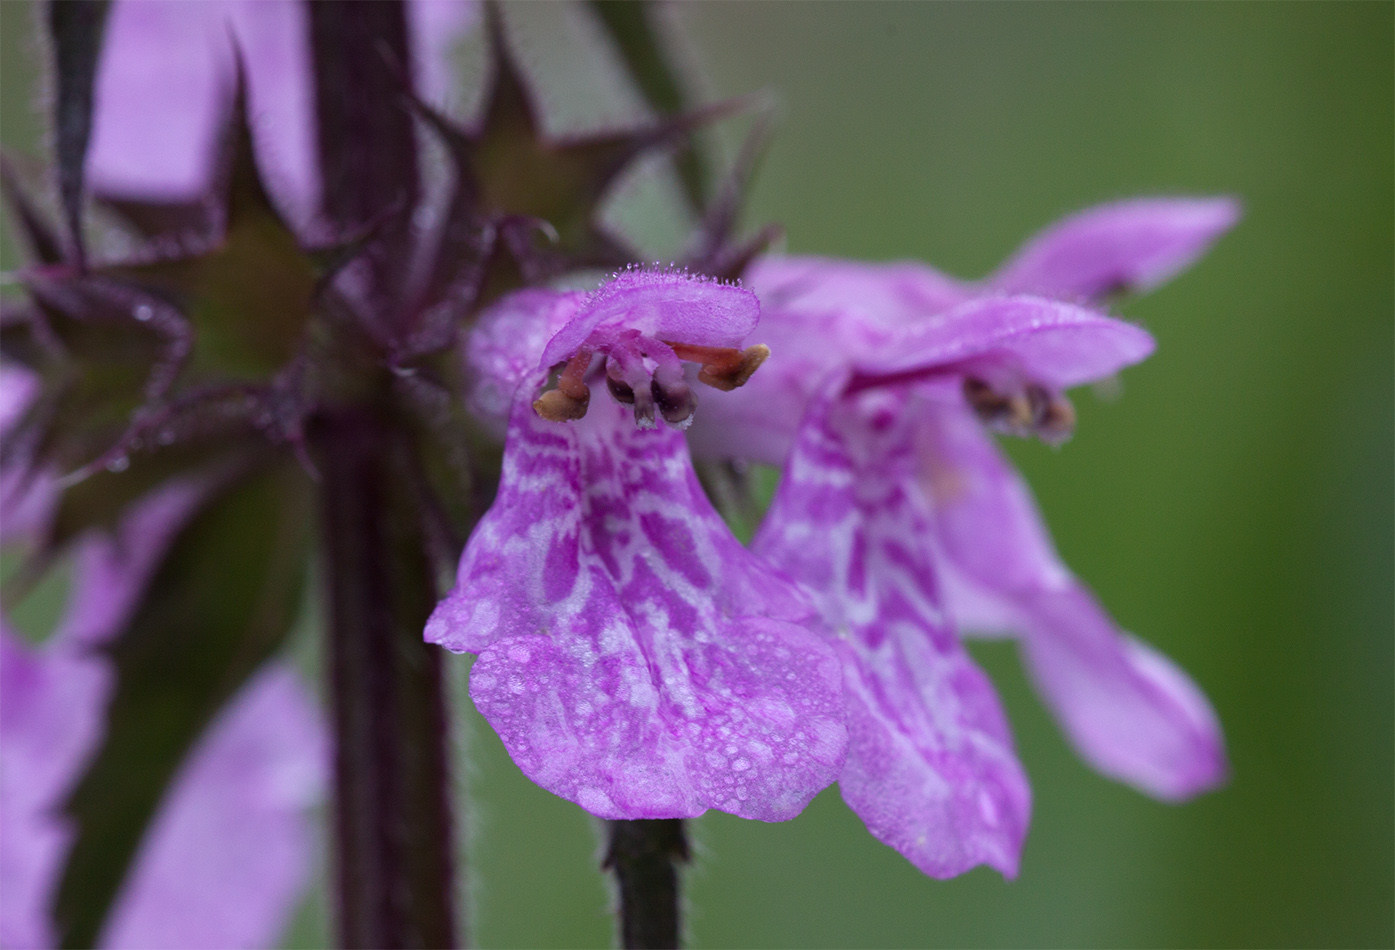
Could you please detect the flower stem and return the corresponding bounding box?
[316,407,459,949]
[605,819,690,949]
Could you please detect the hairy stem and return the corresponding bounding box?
[307,0,420,322]
[605,819,689,949]
[316,408,459,949]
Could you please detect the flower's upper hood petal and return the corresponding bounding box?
[746,255,971,332]
[919,405,1227,800]
[855,295,1156,390]
[988,197,1241,302]
[465,288,587,436]
[689,294,1153,468]
[427,386,846,821]
[539,269,760,369]
[753,383,1030,877]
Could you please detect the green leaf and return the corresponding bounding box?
[1,157,65,265]
[588,0,708,210]
[46,0,110,266]
[51,460,315,949]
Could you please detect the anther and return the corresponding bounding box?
[533,347,594,422]
[668,342,771,392]
[964,377,1023,429]
[651,377,696,427]
[965,377,1075,442]
[1036,392,1076,443]
[533,387,589,421]
[606,377,636,405]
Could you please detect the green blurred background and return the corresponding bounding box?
[3,2,1391,948]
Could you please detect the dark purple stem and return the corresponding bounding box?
[305,5,459,944]
[306,0,420,322]
[316,407,459,949]
[605,819,689,949]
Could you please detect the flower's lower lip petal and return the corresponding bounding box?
[437,390,846,820]
[470,617,847,822]
[1018,586,1229,801]
[835,638,1030,880]
[753,383,1028,877]
[920,405,1227,799]
[918,403,1070,602]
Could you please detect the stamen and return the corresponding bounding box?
[557,347,593,401]
[964,377,1027,430]
[533,347,594,421]
[668,342,771,392]
[963,377,1074,442]
[606,340,657,427]
[606,376,636,405]
[533,387,589,421]
[1035,391,1076,443]
[533,334,769,428]
[667,342,742,372]
[642,340,697,427]
[651,377,696,427]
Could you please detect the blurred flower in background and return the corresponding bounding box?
[1,375,325,949]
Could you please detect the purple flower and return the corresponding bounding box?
[427,269,848,821]
[688,198,1236,877]
[0,483,327,949]
[0,366,56,544]
[87,0,476,224]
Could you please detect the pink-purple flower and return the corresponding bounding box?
[9,0,1242,934]
[427,269,848,821]
[688,197,1237,877]
[88,0,476,229]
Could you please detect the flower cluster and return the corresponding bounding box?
[430,197,1236,877]
[1,0,1238,945]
